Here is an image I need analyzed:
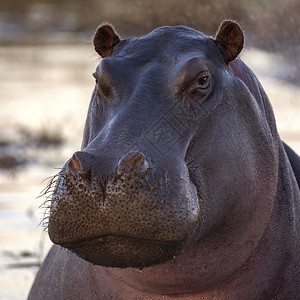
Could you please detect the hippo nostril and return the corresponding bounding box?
[117,152,146,174]
[69,154,81,172]
[68,151,91,180]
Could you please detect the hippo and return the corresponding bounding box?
[29,20,300,299]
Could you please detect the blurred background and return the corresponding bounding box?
[0,0,299,298]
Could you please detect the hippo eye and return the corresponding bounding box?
[197,74,209,88]
[187,72,211,98]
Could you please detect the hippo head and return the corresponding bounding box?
[47,21,278,269]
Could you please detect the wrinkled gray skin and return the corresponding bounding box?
[29,21,300,299]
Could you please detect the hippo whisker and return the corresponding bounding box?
[39,217,49,230]
[38,172,65,198]
[37,170,68,232]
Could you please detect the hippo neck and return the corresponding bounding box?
[102,144,300,299]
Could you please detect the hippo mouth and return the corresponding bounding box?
[47,155,200,268]
[61,235,183,268]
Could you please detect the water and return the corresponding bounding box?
[0,44,96,299]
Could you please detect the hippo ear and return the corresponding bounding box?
[215,20,244,64]
[93,24,121,58]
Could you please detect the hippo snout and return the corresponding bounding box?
[48,149,200,268]
[67,151,148,178]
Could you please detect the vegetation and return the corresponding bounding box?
[0,0,299,51]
